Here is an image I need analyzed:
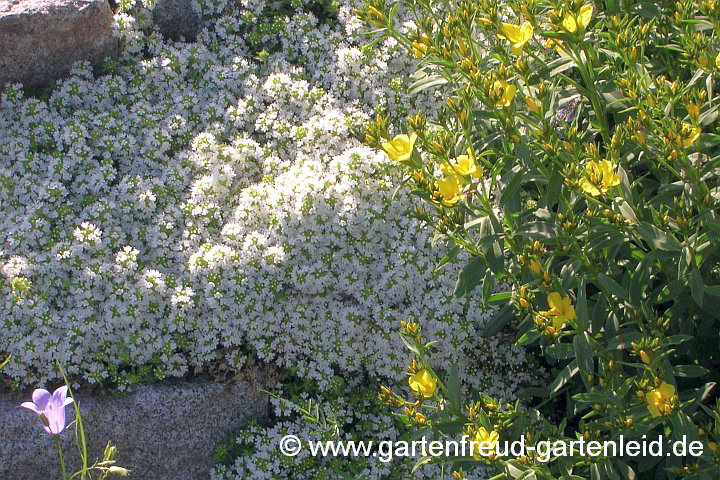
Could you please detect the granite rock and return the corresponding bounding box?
[0,0,119,91]
[0,379,268,480]
[152,0,203,41]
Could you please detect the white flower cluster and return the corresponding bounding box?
[2,0,538,476]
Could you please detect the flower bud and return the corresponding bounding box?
[107,467,130,476]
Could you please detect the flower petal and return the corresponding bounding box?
[46,405,67,435]
[20,401,40,414]
[53,385,69,405]
[31,389,51,411]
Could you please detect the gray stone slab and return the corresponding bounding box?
[152,0,203,41]
[0,0,119,90]
[0,379,268,479]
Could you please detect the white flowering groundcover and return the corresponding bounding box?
[1,0,537,478]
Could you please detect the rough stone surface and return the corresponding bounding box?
[152,0,203,41]
[0,0,119,91]
[0,380,268,480]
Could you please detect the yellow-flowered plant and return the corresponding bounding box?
[408,369,437,398]
[359,0,720,479]
[498,21,534,55]
[491,80,517,107]
[646,382,677,418]
[579,159,621,196]
[382,132,417,163]
[434,175,463,206]
[440,147,483,178]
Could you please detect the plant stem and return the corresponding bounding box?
[55,436,69,480]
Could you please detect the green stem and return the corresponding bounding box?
[55,436,69,480]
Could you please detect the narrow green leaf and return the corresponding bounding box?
[549,360,579,394]
[596,273,627,300]
[691,269,705,307]
[574,332,594,386]
[673,365,710,378]
[483,303,515,337]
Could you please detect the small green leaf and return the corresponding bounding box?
[454,256,486,297]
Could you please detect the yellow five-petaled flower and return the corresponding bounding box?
[440,148,483,178]
[497,21,534,55]
[435,175,464,206]
[472,427,500,458]
[382,133,417,163]
[580,160,621,197]
[491,80,516,107]
[542,292,576,331]
[681,123,702,147]
[646,382,677,418]
[409,369,437,398]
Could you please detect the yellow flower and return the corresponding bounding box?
[409,369,437,398]
[716,53,720,69]
[709,442,719,454]
[562,4,593,33]
[545,37,568,55]
[382,133,417,163]
[472,427,500,458]
[498,21,534,55]
[530,259,544,277]
[440,148,483,178]
[492,80,516,107]
[412,42,428,58]
[526,96,541,114]
[435,175,463,206]
[542,292,576,331]
[579,160,621,196]
[681,123,701,147]
[646,382,676,418]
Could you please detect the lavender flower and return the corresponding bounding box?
[21,386,74,435]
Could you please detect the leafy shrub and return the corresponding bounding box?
[359,0,720,479]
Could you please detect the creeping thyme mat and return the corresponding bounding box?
[1,0,538,478]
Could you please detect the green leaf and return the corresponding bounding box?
[613,459,637,480]
[408,74,448,95]
[672,365,710,378]
[399,333,420,355]
[411,456,434,474]
[605,0,619,15]
[596,273,627,300]
[483,303,515,337]
[574,332,595,386]
[549,360,579,394]
[515,221,558,240]
[670,410,699,443]
[487,291,512,305]
[634,221,682,251]
[454,256,486,297]
[433,244,460,275]
[516,330,541,346]
[446,364,463,414]
[691,269,705,307]
[546,170,563,209]
[545,343,575,360]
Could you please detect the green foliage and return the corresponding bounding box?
[360,0,720,479]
